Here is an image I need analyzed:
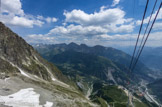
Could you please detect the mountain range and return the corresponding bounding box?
[33,42,159,106]
[34,42,153,82]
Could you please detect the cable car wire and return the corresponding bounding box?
[131,2,162,71]
[129,0,149,71]
[135,0,158,63]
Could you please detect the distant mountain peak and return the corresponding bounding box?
[94,45,105,49]
[68,42,78,46]
[80,43,88,47]
[68,42,79,48]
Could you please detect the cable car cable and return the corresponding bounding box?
[135,0,158,63]
[131,2,162,71]
[129,0,149,71]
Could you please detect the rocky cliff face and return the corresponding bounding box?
[0,22,97,107]
[0,22,68,82]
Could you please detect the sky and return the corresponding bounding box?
[0,0,162,47]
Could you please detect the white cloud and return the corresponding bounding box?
[37,15,44,20]
[10,16,34,28]
[47,7,134,36]
[64,7,129,26]
[106,23,134,33]
[46,17,58,23]
[48,24,108,37]
[1,0,24,15]
[1,14,45,28]
[52,18,58,22]
[1,0,57,28]
[46,23,134,38]
[61,7,134,35]
[46,17,53,23]
[153,22,162,30]
[111,0,120,7]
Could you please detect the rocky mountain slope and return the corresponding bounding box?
[0,22,97,107]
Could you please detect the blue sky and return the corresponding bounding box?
[1,0,162,47]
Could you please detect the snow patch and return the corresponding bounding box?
[4,78,10,81]
[10,62,32,79]
[44,101,53,107]
[34,55,39,61]
[0,88,53,107]
[85,84,93,100]
[17,67,31,78]
[43,66,56,81]
[52,78,56,81]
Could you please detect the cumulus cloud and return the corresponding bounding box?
[0,0,57,28]
[1,0,24,15]
[64,7,130,26]
[48,24,108,37]
[46,23,134,38]
[111,0,120,7]
[1,14,45,28]
[46,17,58,23]
[10,16,35,27]
[61,7,134,35]
[46,6,134,37]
